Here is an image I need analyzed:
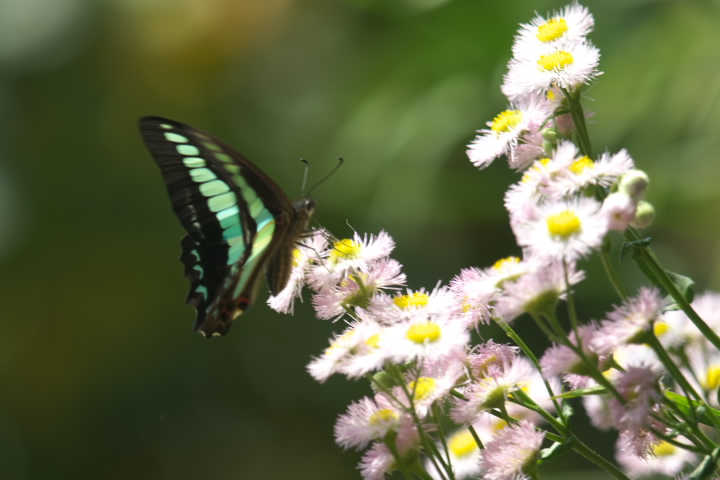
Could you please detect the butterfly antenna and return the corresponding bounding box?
[300,158,310,195]
[306,157,344,197]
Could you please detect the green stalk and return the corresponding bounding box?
[625,228,720,351]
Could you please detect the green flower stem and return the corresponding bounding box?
[562,260,580,334]
[369,370,448,480]
[531,312,564,343]
[406,463,435,480]
[391,366,455,480]
[571,437,629,480]
[467,425,484,450]
[431,404,452,470]
[385,436,419,480]
[600,240,629,301]
[512,390,567,435]
[624,227,720,352]
[561,87,592,157]
[541,311,626,405]
[495,318,564,422]
[647,335,702,404]
[510,391,628,480]
[649,420,710,455]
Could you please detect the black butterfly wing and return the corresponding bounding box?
[139,116,300,336]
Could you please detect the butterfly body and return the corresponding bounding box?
[139,116,314,337]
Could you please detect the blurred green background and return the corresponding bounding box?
[2,0,720,478]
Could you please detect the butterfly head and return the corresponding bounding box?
[295,196,316,218]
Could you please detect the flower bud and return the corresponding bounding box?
[630,201,654,228]
[618,170,650,200]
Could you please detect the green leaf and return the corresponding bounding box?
[538,437,576,464]
[665,391,720,428]
[554,385,607,399]
[620,237,652,260]
[663,270,695,307]
[687,447,720,480]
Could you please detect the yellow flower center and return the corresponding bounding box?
[546,210,581,239]
[406,322,441,344]
[292,248,303,267]
[537,51,574,71]
[536,18,568,42]
[703,365,720,391]
[408,377,436,401]
[329,238,361,262]
[474,354,498,376]
[324,330,356,356]
[653,321,669,337]
[492,256,521,271]
[369,408,398,426]
[492,419,508,433]
[491,110,523,133]
[448,430,478,458]
[547,89,557,101]
[652,441,676,457]
[394,292,430,309]
[570,156,595,174]
[462,300,473,313]
[365,333,380,349]
[521,158,551,183]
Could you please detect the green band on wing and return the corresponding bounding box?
[183,157,206,168]
[227,236,246,265]
[164,132,188,143]
[204,142,222,152]
[200,180,231,197]
[208,192,236,212]
[189,168,217,183]
[234,220,276,296]
[177,145,200,156]
[214,152,234,163]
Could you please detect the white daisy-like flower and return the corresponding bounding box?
[504,140,579,212]
[426,426,485,480]
[687,291,720,346]
[359,420,420,480]
[582,384,613,430]
[450,356,535,424]
[616,435,697,479]
[306,319,388,382]
[450,256,535,327]
[549,148,636,197]
[466,92,553,171]
[590,287,664,356]
[685,345,720,407]
[512,2,595,58]
[382,310,470,366]
[368,284,459,325]
[510,196,607,262]
[307,230,396,289]
[493,258,584,322]
[311,258,406,320]
[609,366,662,431]
[612,344,663,373]
[466,341,520,380]
[540,323,600,379]
[334,394,404,450]
[268,229,329,314]
[479,420,545,480]
[507,368,561,426]
[502,39,601,101]
[393,356,465,418]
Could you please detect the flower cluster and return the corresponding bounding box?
[265,3,720,479]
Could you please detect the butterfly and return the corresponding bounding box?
[139,116,315,337]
